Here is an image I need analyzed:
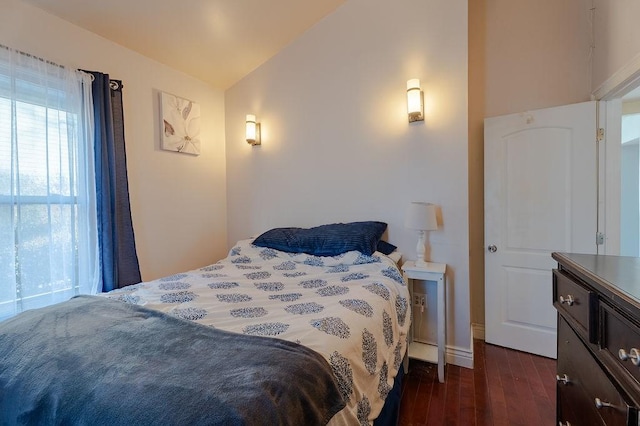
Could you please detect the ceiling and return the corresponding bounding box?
[23,0,345,89]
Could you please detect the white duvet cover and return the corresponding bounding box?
[106,239,411,425]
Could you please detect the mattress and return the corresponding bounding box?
[106,238,411,425]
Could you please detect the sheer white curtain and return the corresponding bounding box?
[0,46,99,320]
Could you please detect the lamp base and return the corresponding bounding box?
[412,259,440,270]
[415,258,428,267]
[416,230,427,264]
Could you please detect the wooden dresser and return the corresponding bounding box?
[553,253,640,425]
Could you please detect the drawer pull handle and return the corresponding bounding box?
[618,348,640,366]
[558,422,571,426]
[555,374,570,385]
[594,398,614,409]
[559,295,575,306]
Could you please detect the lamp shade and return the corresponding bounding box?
[406,78,424,122]
[405,202,437,231]
[246,114,256,141]
[407,79,421,114]
[245,114,261,145]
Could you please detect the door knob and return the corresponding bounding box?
[488,245,497,253]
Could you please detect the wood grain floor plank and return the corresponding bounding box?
[458,363,476,425]
[398,366,421,425]
[531,350,557,402]
[520,349,555,425]
[397,340,556,425]
[508,347,543,425]
[423,365,446,425]
[484,344,510,425]
[443,365,461,425]
[472,339,493,426]
[414,362,435,424]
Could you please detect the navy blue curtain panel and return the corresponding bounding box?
[87,71,141,291]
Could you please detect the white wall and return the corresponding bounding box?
[592,0,640,93]
[468,0,487,336]
[0,0,228,281]
[226,0,472,365]
[484,0,592,118]
[470,0,592,332]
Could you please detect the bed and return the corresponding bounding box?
[0,222,410,425]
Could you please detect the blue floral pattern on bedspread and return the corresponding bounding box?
[105,238,410,426]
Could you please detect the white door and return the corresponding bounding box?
[484,101,598,358]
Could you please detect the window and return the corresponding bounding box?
[0,47,98,320]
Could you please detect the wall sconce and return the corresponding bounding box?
[246,114,261,146]
[406,78,424,123]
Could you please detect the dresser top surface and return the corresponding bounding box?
[553,252,640,313]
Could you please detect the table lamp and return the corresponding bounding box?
[405,202,438,266]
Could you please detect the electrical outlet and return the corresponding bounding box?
[413,295,421,306]
[414,293,426,309]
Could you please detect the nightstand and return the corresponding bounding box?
[401,260,447,383]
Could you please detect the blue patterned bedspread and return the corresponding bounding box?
[106,239,411,425]
[0,295,344,425]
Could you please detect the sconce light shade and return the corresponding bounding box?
[405,202,438,266]
[406,79,424,123]
[246,114,261,146]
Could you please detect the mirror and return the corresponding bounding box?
[621,90,640,256]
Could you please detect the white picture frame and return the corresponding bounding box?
[160,91,201,155]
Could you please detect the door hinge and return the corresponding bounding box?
[597,128,605,142]
[596,232,605,245]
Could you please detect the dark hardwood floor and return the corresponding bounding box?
[398,339,557,425]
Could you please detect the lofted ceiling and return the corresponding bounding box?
[23,0,346,89]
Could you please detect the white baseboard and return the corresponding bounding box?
[472,323,485,341]
[445,344,474,369]
[411,331,478,371]
[443,326,479,369]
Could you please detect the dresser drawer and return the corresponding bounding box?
[557,319,602,425]
[601,303,640,393]
[554,269,597,342]
[558,317,636,426]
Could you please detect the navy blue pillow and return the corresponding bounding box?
[376,240,397,255]
[253,221,388,256]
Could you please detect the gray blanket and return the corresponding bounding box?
[0,296,345,425]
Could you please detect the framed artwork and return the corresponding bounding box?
[160,91,201,155]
